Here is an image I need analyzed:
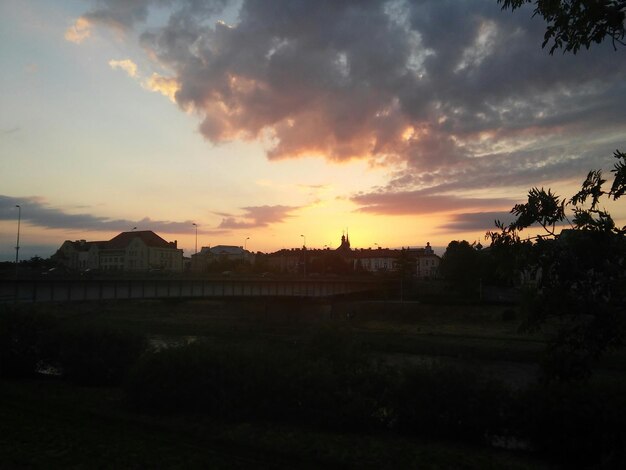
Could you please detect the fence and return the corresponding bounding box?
[0,278,389,303]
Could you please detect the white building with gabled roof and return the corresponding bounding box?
[54,230,183,272]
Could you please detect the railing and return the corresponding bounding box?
[0,278,389,303]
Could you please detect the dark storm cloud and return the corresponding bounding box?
[217,205,297,229]
[79,0,626,214]
[0,195,194,233]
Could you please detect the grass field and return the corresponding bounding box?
[2,298,623,468]
[0,376,557,469]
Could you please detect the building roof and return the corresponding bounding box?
[209,245,245,255]
[106,231,177,249]
[63,240,106,252]
[352,248,399,259]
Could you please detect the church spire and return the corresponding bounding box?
[337,230,351,252]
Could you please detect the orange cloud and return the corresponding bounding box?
[108,59,138,78]
[64,17,92,44]
[144,73,180,102]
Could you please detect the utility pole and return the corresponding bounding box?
[15,204,21,278]
[300,234,306,278]
[192,223,198,254]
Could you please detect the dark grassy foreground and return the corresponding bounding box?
[0,378,547,469]
[2,299,625,468]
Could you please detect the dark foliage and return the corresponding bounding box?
[55,325,147,386]
[519,380,626,467]
[488,153,626,380]
[499,0,626,53]
[0,307,58,378]
[126,334,524,444]
[439,241,484,294]
[126,331,394,431]
[394,363,513,444]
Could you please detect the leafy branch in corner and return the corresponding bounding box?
[487,151,626,380]
[499,0,626,53]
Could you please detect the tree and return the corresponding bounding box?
[488,151,626,379]
[498,0,626,53]
[440,240,484,295]
[495,0,626,380]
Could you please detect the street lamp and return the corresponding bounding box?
[300,234,306,278]
[245,237,250,250]
[15,205,21,275]
[192,223,198,255]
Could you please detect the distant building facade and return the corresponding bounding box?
[409,243,440,279]
[264,248,307,274]
[54,230,183,272]
[265,233,440,278]
[352,243,439,278]
[190,245,254,272]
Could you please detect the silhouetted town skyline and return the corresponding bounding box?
[52,229,441,277]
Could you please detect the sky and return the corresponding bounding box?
[1,0,625,260]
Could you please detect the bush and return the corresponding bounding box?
[501,308,517,321]
[55,325,146,386]
[0,308,58,378]
[126,334,394,431]
[393,363,512,444]
[519,381,626,468]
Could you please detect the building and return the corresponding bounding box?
[408,243,440,279]
[264,233,440,278]
[54,239,104,271]
[351,243,439,278]
[264,248,307,274]
[190,245,254,272]
[353,248,398,273]
[54,230,183,272]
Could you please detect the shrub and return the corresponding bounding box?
[126,334,394,431]
[55,325,146,386]
[501,308,517,321]
[0,308,58,378]
[393,363,512,444]
[128,341,266,414]
[519,381,626,468]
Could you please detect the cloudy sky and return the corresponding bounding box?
[1,0,625,260]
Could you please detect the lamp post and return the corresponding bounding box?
[300,234,306,277]
[192,223,198,255]
[244,237,250,250]
[15,205,21,277]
